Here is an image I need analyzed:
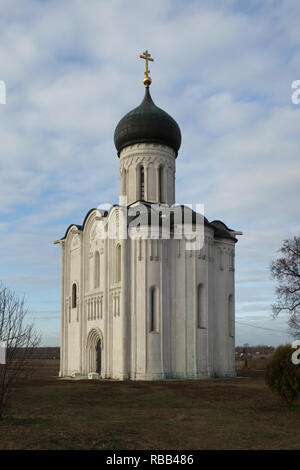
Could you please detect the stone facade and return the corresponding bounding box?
[56,142,238,380]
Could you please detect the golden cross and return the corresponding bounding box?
[139,50,154,78]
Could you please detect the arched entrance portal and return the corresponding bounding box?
[96,339,101,374]
[86,328,104,375]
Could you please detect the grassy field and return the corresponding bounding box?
[0,360,299,450]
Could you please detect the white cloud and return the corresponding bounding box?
[0,0,300,345]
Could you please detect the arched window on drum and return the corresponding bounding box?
[158,165,165,203]
[140,166,145,200]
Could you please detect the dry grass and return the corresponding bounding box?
[236,357,268,370]
[0,360,299,450]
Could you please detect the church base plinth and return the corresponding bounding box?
[130,371,218,381]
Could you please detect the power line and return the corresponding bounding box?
[235,320,290,335]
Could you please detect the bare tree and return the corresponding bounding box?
[0,283,41,420]
[271,236,300,338]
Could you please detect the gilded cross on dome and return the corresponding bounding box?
[139,50,154,87]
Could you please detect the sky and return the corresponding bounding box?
[0,0,299,346]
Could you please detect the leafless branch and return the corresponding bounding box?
[0,283,41,420]
[271,236,300,338]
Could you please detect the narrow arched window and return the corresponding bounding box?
[94,251,100,289]
[228,294,234,337]
[72,283,77,308]
[140,166,145,200]
[116,244,121,283]
[122,169,127,196]
[150,287,158,332]
[197,284,206,328]
[159,165,164,203]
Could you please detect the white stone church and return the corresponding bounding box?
[55,53,241,380]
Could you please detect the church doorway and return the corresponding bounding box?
[86,328,103,375]
[96,339,101,374]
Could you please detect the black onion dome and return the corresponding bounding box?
[114,87,181,157]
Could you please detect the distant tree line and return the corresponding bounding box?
[235,345,275,356]
[10,346,278,360]
[12,347,60,360]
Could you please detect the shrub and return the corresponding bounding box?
[265,344,300,407]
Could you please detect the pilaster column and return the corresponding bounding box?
[60,240,65,376]
[120,238,128,378]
